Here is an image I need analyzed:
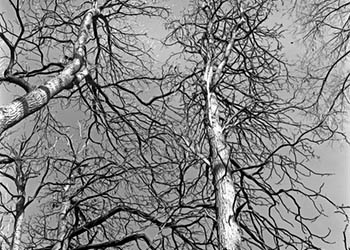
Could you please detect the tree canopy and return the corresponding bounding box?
[0,0,349,250]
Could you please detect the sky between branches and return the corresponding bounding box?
[0,0,349,249]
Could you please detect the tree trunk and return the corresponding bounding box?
[205,65,241,249]
[10,161,26,250]
[11,204,24,250]
[213,164,240,250]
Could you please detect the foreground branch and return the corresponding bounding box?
[0,7,100,136]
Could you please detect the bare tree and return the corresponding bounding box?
[0,0,348,250]
[0,0,173,250]
[165,0,346,249]
[0,112,51,250]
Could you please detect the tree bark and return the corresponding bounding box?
[11,211,24,250]
[0,7,99,136]
[205,65,240,249]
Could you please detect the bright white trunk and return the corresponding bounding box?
[214,164,240,250]
[205,67,241,249]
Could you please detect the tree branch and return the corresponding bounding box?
[0,7,100,136]
[72,234,155,250]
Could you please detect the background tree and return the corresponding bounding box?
[0,0,348,250]
[0,116,50,250]
[165,0,348,249]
